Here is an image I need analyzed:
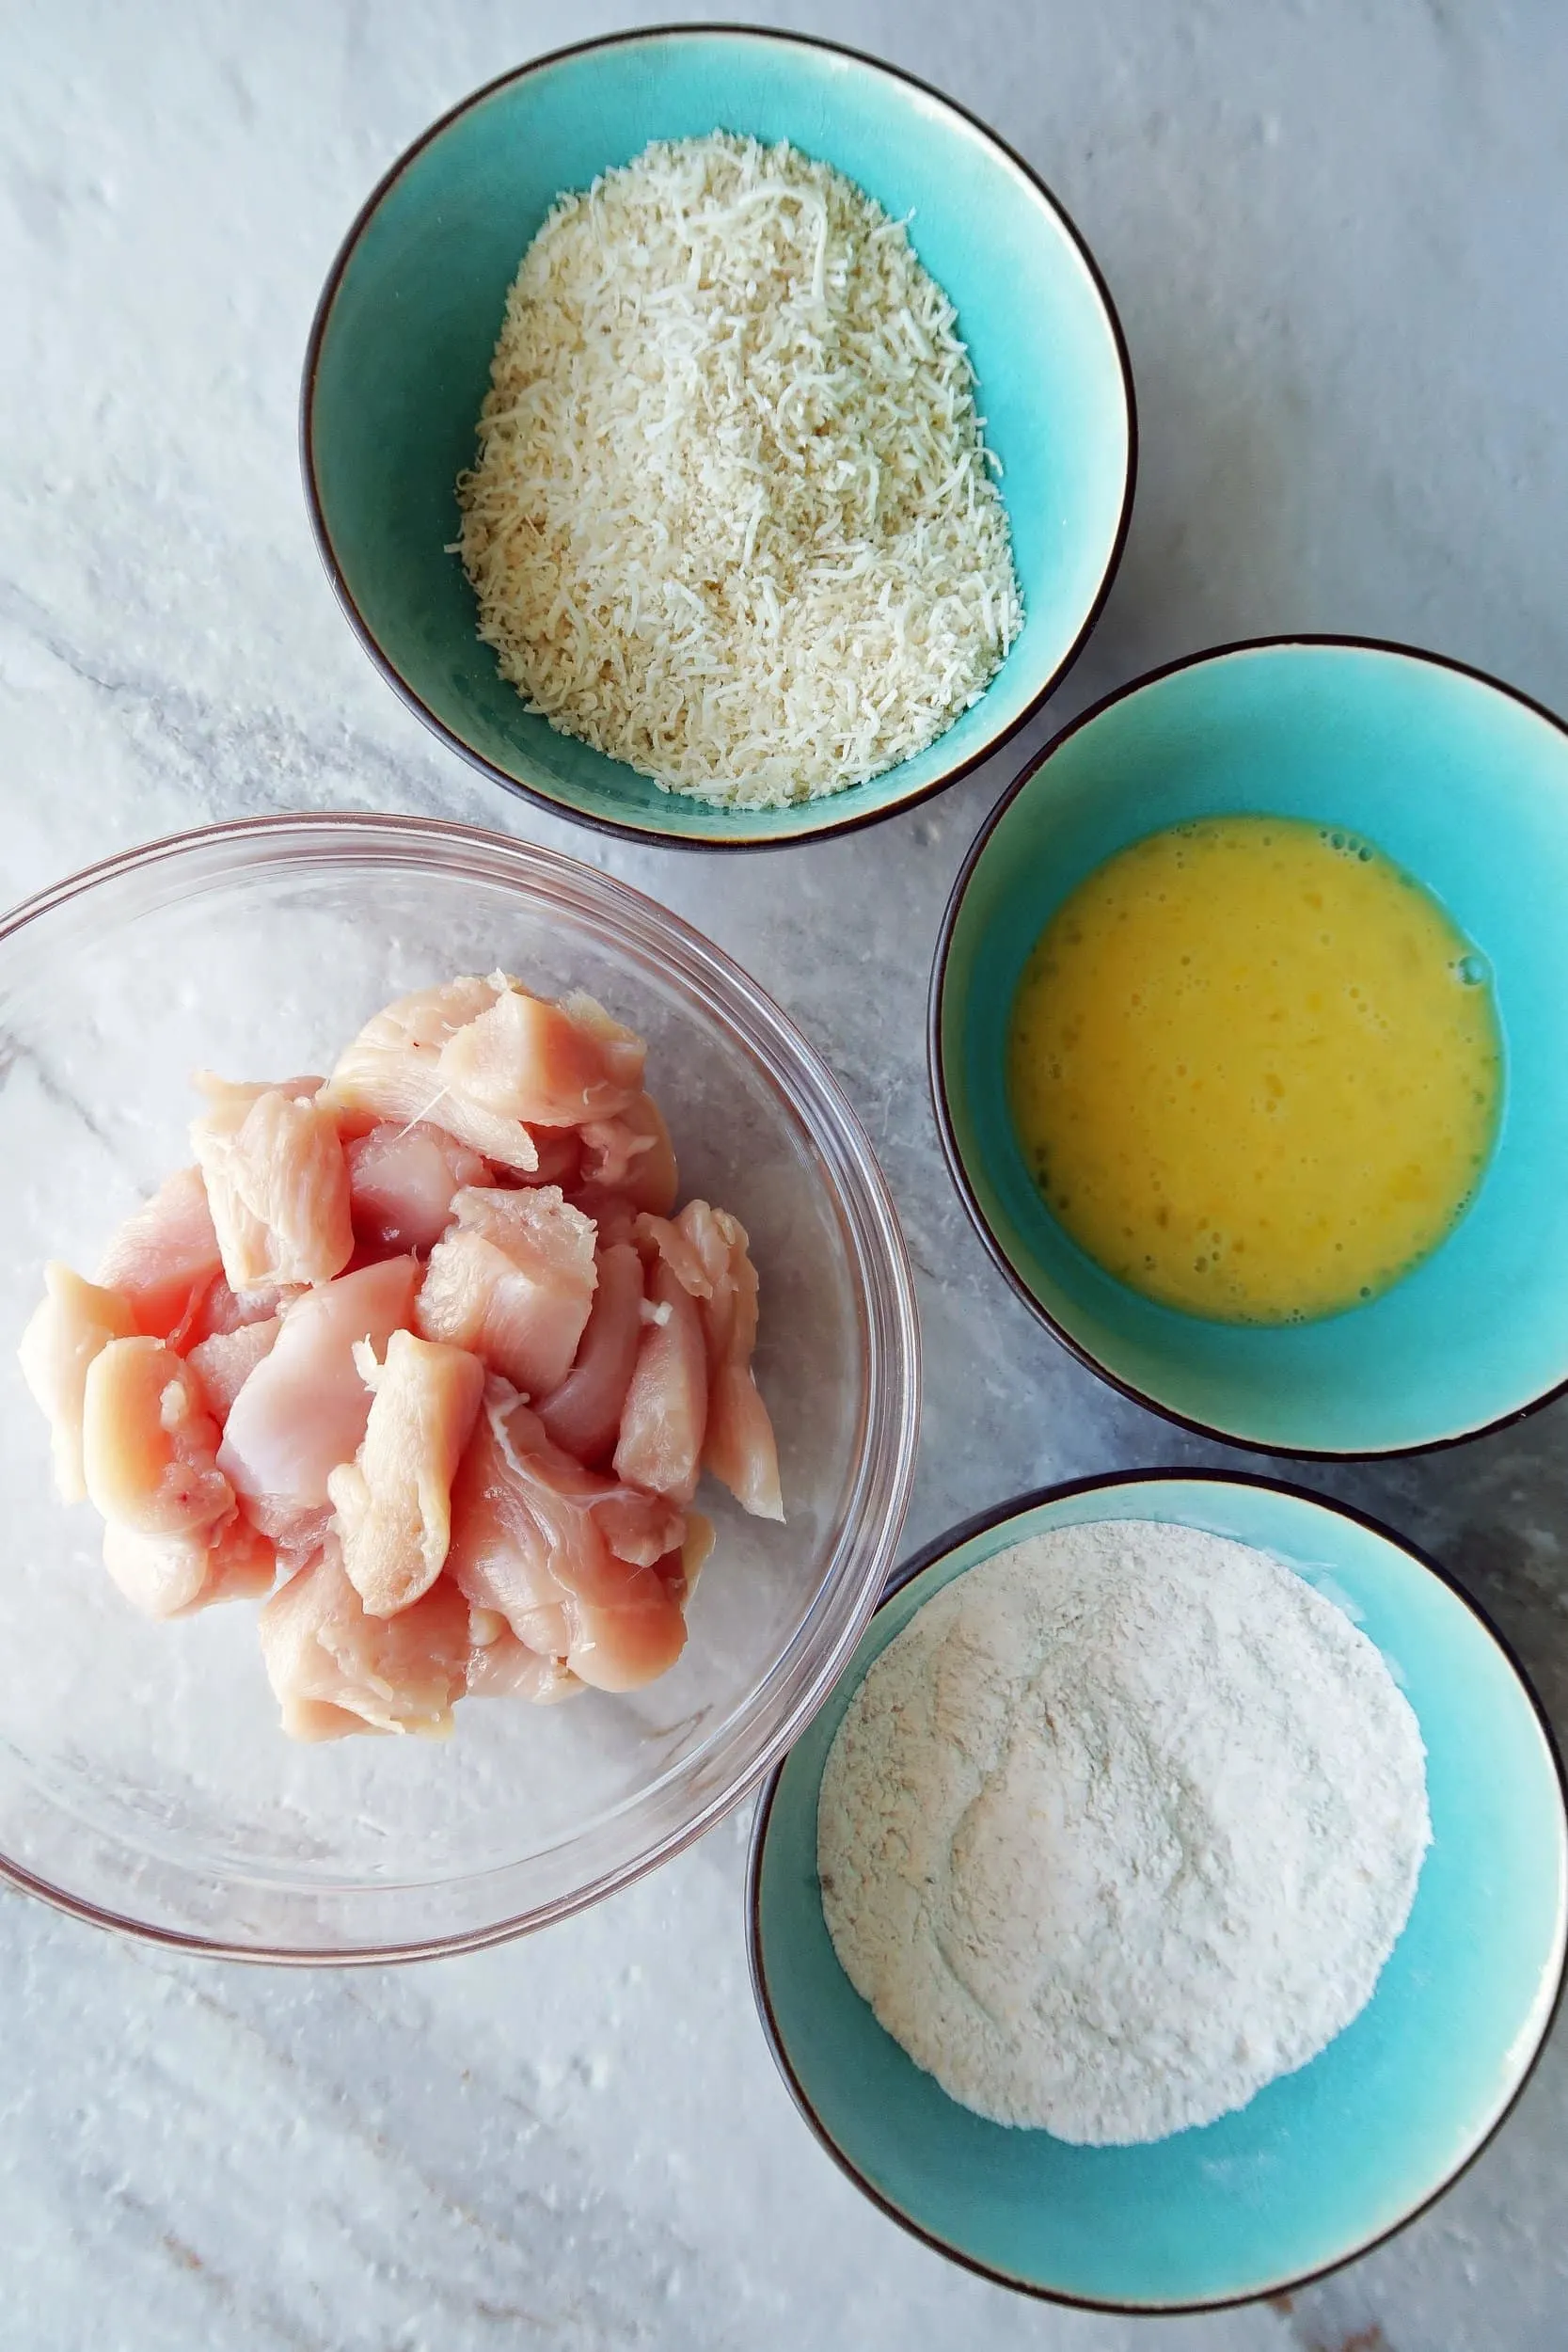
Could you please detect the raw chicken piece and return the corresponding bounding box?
[516,1128,582,1191]
[632,1211,713,1303]
[436,980,644,1129]
[449,1406,567,1661]
[188,1513,277,1610]
[327,1328,485,1617]
[344,1121,490,1257]
[578,1093,678,1215]
[536,1242,645,1466]
[191,1074,353,1290]
[96,1167,223,1341]
[258,1534,470,1740]
[216,1256,420,1517]
[613,1259,708,1505]
[676,1202,784,1520]
[447,1387,688,1690]
[656,1511,716,1607]
[18,1262,138,1502]
[78,1338,264,1618]
[567,1186,641,1250]
[82,1337,233,1538]
[185,1315,279,1422]
[321,976,543,1172]
[591,1485,687,1568]
[103,1509,275,1620]
[416,1186,597,1396]
[182,1273,299,1346]
[242,1495,332,1567]
[466,1609,582,1702]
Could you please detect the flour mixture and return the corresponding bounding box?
[816,1519,1430,2144]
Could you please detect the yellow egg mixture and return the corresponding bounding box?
[1007,816,1502,1324]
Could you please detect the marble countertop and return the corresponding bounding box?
[5,3,1567,2345]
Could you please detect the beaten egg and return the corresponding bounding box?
[1007,816,1502,1324]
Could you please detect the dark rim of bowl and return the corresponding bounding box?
[0,810,922,1965]
[297,22,1138,852]
[745,1467,1568,2316]
[928,631,1568,1459]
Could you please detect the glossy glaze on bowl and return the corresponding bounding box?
[932,637,1568,1454]
[301,25,1135,847]
[0,815,919,1960]
[748,1473,1568,2313]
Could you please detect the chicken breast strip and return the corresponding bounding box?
[328,1328,486,1617]
[190,1074,353,1290]
[18,1262,138,1502]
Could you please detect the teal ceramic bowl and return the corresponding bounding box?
[301,27,1134,848]
[932,637,1568,1454]
[748,1474,1568,2313]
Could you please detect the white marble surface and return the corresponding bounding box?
[4,2,1568,2345]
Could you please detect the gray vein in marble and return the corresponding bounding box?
[0,577,464,834]
[0,1028,117,1158]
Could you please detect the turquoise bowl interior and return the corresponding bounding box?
[748,1475,1568,2313]
[302,28,1133,847]
[933,639,1568,1453]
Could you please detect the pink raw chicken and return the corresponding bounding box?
[675,1202,784,1521]
[183,1272,299,1346]
[321,977,544,1172]
[466,1609,583,1702]
[21,962,782,1737]
[416,1186,596,1397]
[190,1074,352,1291]
[436,980,644,1129]
[82,1336,232,1538]
[216,1257,420,1549]
[185,1315,279,1422]
[633,1210,713,1302]
[18,1262,138,1502]
[344,1121,490,1258]
[95,1167,223,1341]
[578,1092,678,1214]
[567,1186,641,1250]
[447,1386,688,1691]
[327,1328,485,1618]
[258,1534,470,1740]
[536,1240,645,1466]
[656,1511,716,1608]
[79,1335,274,1616]
[515,1127,582,1191]
[103,1511,275,1620]
[613,1258,708,1505]
[592,1486,686,1568]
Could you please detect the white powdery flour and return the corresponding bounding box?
[817,1520,1431,2144]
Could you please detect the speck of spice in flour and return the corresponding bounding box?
[453,132,1022,808]
[816,1519,1431,2145]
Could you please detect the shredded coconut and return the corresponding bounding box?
[817,1520,1431,2145]
[454,133,1022,806]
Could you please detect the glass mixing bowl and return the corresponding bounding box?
[0,815,920,1961]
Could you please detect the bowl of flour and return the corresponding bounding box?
[747,1473,1567,2312]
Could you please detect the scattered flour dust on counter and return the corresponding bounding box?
[816,1520,1431,2144]
[455,133,1022,808]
